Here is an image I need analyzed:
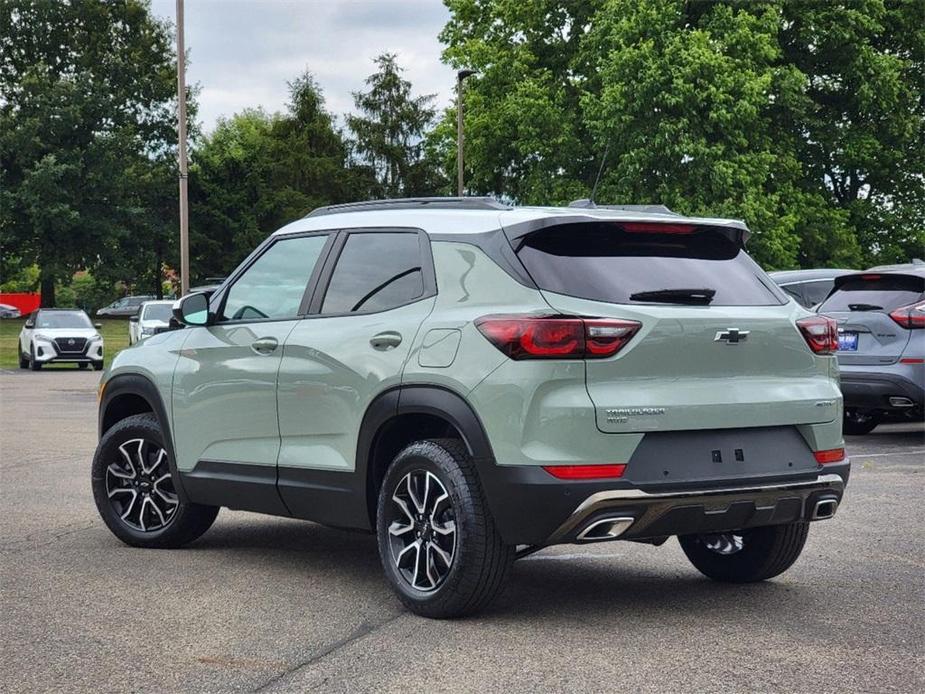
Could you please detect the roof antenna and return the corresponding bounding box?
[589,141,610,205]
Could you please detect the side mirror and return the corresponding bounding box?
[129,315,139,323]
[174,292,211,326]
[25,321,35,329]
[94,322,103,329]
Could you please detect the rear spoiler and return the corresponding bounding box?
[833,272,925,290]
[500,213,750,248]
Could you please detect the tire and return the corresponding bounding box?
[29,346,41,371]
[376,438,515,619]
[18,347,28,369]
[843,409,880,435]
[78,362,89,370]
[678,522,809,583]
[92,361,104,371]
[91,413,218,548]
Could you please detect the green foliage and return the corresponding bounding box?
[347,54,446,197]
[0,0,183,305]
[189,74,376,278]
[0,264,40,292]
[438,0,924,268]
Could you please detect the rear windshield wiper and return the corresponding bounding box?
[628,288,716,305]
[848,303,883,311]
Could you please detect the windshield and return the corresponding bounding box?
[516,223,784,306]
[35,311,92,329]
[818,274,925,313]
[142,303,174,322]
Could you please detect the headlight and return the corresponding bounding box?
[140,327,154,336]
[89,333,102,341]
[33,333,53,342]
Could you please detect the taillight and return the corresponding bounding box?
[814,448,845,464]
[542,464,626,479]
[475,315,640,359]
[796,315,838,355]
[889,301,925,329]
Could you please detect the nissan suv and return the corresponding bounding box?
[92,198,848,618]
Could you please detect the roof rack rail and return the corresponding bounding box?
[568,199,678,215]
[305,197,510,218]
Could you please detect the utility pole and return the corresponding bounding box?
[176,0,190,295]
[456,69,476,196]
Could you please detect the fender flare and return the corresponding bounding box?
[99,373,188,502]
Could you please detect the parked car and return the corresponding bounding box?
[19,308,104,370]
[92,197,848,618]
[97,295,156,317]
[0,303,21,319]
[769,269,856,308]
[817,267,924,434]
[128,300,176,345]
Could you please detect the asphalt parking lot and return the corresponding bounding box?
[1,369,923,693]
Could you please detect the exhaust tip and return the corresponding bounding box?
[812,498,838,520]
[576,516,634,543]
[888,396,914,408]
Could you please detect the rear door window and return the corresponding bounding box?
[321,232,425,314]
[818,274,924,313]
[516,223,783,306]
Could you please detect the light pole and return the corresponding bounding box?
[456,69,476,196]
[176,0,190,295]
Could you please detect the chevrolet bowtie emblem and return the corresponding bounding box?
[714,328,750,344]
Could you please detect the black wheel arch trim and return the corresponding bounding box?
[98,373,189,503]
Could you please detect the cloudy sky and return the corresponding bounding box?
[148,0,453,133]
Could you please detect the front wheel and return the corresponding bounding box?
[91,413,218,548]
[29,346,41,370]
[92,361,104,371]
[376,439,514,619]
[678,522,809,583]
[18,347,28,369]
[843,408,880,435]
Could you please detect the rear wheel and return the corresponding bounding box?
[678,522,809,583]
[92,413,218,548]
[376,439,514,619]
[843,408,881,435]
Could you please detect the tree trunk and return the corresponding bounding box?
[39,271,56,307]
[155,253,163,299]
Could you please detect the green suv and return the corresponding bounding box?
[92,198,849,618]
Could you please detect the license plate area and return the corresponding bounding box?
[838,331,858,351]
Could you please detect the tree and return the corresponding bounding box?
[437,0,923,268]
[0,0,182,305]
[346,54,445,197]
[189,73,374,278]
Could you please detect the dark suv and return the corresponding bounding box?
[92,198,848,618]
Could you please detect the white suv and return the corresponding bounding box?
[19,309,104,370]
[128,300,175,345]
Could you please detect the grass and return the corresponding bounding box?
[0,318,131,370]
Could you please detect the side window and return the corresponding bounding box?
[321,232,425,314]
[781,284,805,306]
[222,234,329,321]
[802,280,834,308]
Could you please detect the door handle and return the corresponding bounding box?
[370,331,402,350]
[251,337,279,355]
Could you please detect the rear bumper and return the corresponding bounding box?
[478,461,849,546]
[839,371,924,411]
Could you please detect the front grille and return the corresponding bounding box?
[54,337,88,354]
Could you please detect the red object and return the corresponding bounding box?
[889,301,925,329]
[814,448,846,464]
[475,315,640,360]
[620,222,696,234]
[900,358,924,364]
[0,292,40,315]
[796,315,839,354]
[542,464,627,480]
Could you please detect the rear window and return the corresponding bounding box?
[516,223,783,306]
[818,274,925,313]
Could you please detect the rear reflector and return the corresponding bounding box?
[796,315,839,354]
[542,464,627,480]
[475,315,640,360]
[814,448,845,464]
[900,358,924,364]
[621,222,696,234]
[889,301,925,329]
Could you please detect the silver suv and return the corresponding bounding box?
[817,265,925,433]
